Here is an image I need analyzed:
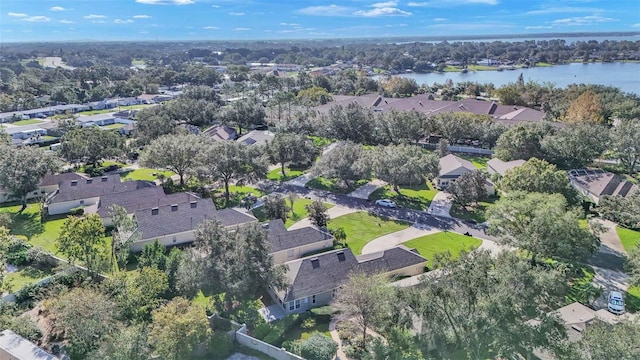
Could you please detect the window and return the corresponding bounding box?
[295,299,301,309]
[79,200,85,205]
[33,191,38,195]
[289,301,295,311]
[312,295,316,304]
[287,249,294,258]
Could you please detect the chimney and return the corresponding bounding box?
[190,201,197,209]
[151,207,159,215]
[70,180,78,186]
[171,204,178,212]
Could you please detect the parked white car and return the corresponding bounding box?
[375,199,397,208]
[607,291,625,315]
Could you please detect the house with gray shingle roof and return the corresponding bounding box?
[568,169,638,204]
[269,246,426,314]
[266,219,334,264]
[0,329,58,360]
[0,172,88,204]
[434,154,476,189]
[487,158,526,177]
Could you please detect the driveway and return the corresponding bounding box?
[284,174,314,187]
[288,205,358,230]
[426,191,452,218]
[361,226,441,254]
[347,179,387,200]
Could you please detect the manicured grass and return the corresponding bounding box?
[327,211,410,255]
[626,286,640,313]
[0,203,65,254]
[535,62,554,67]
[565,265,596,305]
[458,154,490,170]
[449,198,497,223]
[403,231,482,265]
[102,123,125,129]
[4,265,54,292]
[281,315,332,344]
[120,168,175,182]
[466,64,497,71]
[252,197,333,228]
[369,182,438,210]
[616,226,640,253]
[11,119,43,126]
[306,177,369,194]
[266,167,304,182]
[213,185,265,209]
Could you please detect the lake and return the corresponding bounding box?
[385,62,640,94]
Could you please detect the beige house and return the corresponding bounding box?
[266,219,334,264]
[568,168,638,205]
[269,246,426,314]
[435,154,494,194]
[487,158,526,177]
[0,173,87,204]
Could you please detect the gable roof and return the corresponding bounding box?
[134,198,218,240]
[203,125,237,141]
[96,188,199,218]
[49,174,155,204]
[215,207,259,228]
[0,329,58,360]
[277,246,426,302]
[439,154,475,177]
[237,130,274,146]
[569,169,638,198]
[267,219,333,253]
[40,172,88,187]
[487,158,526,177]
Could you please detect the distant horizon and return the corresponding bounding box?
[1,31,639,45]
[1,0,639,43]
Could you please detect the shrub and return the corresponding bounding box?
[207,332,233,359]
[297,333,338,360]
[68,207,85,216]
[4,237,31,266]
[9,316,42,343]
[301,317,317,330]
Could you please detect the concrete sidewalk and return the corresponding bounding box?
[288,205,358,230]
[426,191,452,218]
[347,179,387,200]
[361,226,441,254]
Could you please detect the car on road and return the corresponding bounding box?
[375,199,396,208]
[607,291,625,315]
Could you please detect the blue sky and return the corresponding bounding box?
[1,0,639,42]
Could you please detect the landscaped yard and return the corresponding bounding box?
[10,119,43,126]
[403,231,482,266]
[450,198,497,223]
[627,286,640,312]
[266,167,304,182]
[281,315,331,344]
[252,197,333,228]
[306,177,369,194]
[327,211,410,255]
[102,123,125,130]
[214,185,265,209]
[120,168,175,182]
[616,226,640,253]
[4,265,55,292]
[368,182,438,210]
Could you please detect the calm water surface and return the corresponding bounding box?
[391,62,640,94]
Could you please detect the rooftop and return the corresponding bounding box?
[487,158,526,177]
[49,174,155,204]
[0,329,58,360]
[439,154,476,176]
[267,219,333,253]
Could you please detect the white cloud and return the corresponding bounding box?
[211,5,220,8]
[91,20,107,24]
[135,0,194,5]
[526,7,603,15]
[114,19,134,24]
[632,23,640,28]
[372,1,399,7]
[8,12,28,17]
[84,14,106,19]
[22,16,51,22]
[203,26,219,29]
[233,27,251,31]
[353,1,411,17]
[298,5,352,16]
[59,19,74,24]
[50,6,66,11]
[280,22,300,26]
[408,0,498,7]
[229,12,245,16]
[133,14,152,18]
[525,25,553,29]
[433,17,447,21]
[552,15,617,26]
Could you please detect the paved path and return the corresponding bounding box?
[329,319,347,360]
[593,218,626,254]
[361,226,441,254]
[284,174,314,187]
[426,191,452,218]
[347,179,387,200]
[288,205,358,230]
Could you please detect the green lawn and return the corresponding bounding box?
[327,212,410,255]
[306,177,369,194]
[403,231,482,266]
[266,167,304,182]
[449,198,497,223]
[252,197,333,228]
[11,119,43,126]
[535,62,554,67]
[213,185,265,209]
[0,203,65,254]
[616,226,640,253]
[627,286,640,312]
[565,265,597,305]
[281,315,332,344]
[120,168,175,182]
[78,104,154,116]
[458,154,490,170]
[4,265,55,292]
[369,182,438,210]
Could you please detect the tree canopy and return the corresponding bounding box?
[369,143,439,193]
[139,133,207,186]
